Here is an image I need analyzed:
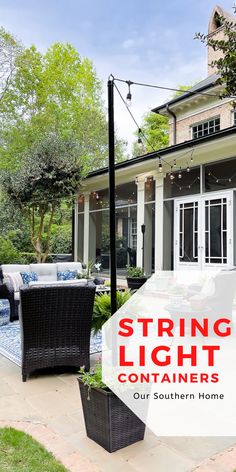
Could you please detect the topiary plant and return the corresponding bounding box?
[92,290,131,335]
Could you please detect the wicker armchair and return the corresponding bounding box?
[19,285,96,382]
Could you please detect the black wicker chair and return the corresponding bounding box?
[19,285,96,382]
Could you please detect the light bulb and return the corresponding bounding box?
[187,166,190,173]
[126,92,132,107]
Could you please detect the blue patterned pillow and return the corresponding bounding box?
[57,270,77,281]
[20,271,38,285]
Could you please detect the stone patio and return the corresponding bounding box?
[0,353,236,472]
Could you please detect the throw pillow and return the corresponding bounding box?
[20,271,38,285]
[57,270,77,281]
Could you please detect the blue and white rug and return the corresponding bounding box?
[0,301,102,367]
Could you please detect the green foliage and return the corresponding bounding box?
[173,84,194,97]
[133,112,169,156]
[195,7,236,97]
[92,290,131,334]
[0,427,68,471]
[2,134,83,262]
[126,266,145,277]
[0,27,22,103]
[0,237,23,264]
[50,225,72,254]
[79,364,107,391]
[0,40,125,171]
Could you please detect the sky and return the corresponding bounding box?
[0,0,234,153]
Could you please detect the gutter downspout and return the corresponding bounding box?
[166,105,177,145]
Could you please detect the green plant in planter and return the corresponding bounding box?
[77,260,94,279]
[126,265,144,277]
[79,364,107,396]
[92,290,131,334]
[78,364,146,452]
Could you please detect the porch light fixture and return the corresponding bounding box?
[158,157,162,173]
[126,80,133,107]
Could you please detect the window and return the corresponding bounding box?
[192,117,220,139]
[232,110,236,126]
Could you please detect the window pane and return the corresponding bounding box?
[210,205,221,259]
[164,167,200,198]
[205,158,236,191]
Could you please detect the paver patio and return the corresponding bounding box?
[0,353,236,472]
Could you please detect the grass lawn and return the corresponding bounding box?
[0,427,69,472]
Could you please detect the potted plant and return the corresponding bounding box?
[78,364,145,452]
[77,260,94,282]
[92,290,131,334]
[126,266,147,291]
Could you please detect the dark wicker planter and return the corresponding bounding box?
[78,379,145,452]
[126,276,147,291]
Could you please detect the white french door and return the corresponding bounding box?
[174,192,233,270]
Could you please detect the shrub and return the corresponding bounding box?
[92,290,131,334]
[50,225,72,254]
[0,237,23,264]
[126,265,144,277]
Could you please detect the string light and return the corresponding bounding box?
[178,168,182,179]
[138,128,142,144]
[207,170,236,183]
[126,80,133,107]
[158,157,162,173]
[174,159,177,168]
[170,167,175,180]
[187,166,190,173]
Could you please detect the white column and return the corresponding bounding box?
[73,199,79,261]
[154,174,164,271]
[136,177,145,268]
[83,192,90,265]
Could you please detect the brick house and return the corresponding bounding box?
[73,5,236,274]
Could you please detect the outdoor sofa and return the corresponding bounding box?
[0,262,91,321]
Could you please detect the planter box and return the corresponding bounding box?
[78,379,145,452]
[126,276,147,291]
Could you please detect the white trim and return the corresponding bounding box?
[73,200,79,262]
[174,191,233,270]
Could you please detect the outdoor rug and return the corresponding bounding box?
[0,301,102,367]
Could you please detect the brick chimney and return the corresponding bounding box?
[207,5,234,76]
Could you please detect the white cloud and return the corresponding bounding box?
[122,39,135,49]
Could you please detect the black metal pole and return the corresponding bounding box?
[141,224,146,272]
[108,76,117,314]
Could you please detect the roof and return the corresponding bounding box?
[152,74,220,114]
[86,126,236,179]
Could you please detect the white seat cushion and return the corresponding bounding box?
[28,279,88,287]
[56,262,83,274]
[30,263,57,282]
[4,272,24,292]
[2,264,30,275]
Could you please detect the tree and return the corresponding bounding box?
[2,134,84,262]
[0,27,22,103]
[0,41,125,171]
[195,7,236,97]
[132,113,169,156]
